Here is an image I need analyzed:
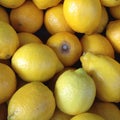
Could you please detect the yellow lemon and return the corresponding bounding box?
[17,32,42,47]
[106,20,120,53]
[32,0,62,9]
[11,43,64,82]
[63,0,102,34]
[81,33,114,58]
[70,112,105,120]
[47,31,82,66]
[95,6,109,33]
[55,68,96,115]
[44,3,74,35]
[110,5,120,19]
[0,6,9,23]
[89,101,120,120]
[0,63,17,104]
[10,1,44,33]
[0,0,26,8]
[100,0,120,7]
[8,82,56,120]
[0,21,19,59]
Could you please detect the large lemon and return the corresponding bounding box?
[11,43,64,82]
[7,82,56,120]
[63,0,102,34]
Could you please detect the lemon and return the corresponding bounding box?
[70,112,105,120]
[11,43,64,82]
[89,101,120,120]
[100,0,120,7]
[81,33,114,58]
[44,3,74,34]
[32,0,62,9]
[8,82,56,120]
[106,20,120,53]
[63,0,102,34]
[55,68,96,115]
[0,63,17,104]
[0,21,19,59]
[17,32,42,47]
[0,6,9,23]
[0,0,26,8]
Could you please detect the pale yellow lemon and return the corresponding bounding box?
[32,0,62,9]
[44,3,74,35]
[0,21,19,59]
[47,31,82,66]
[0,0,26,8]
[63,0,102,34]
[89,101,120,120]
[81,33,114,58]
[11,43,64,82]
[8,82,56,120]
[70,112,105,120]
[17,32,42,47]
[0,6,9,23]
[55,68,96,115]
[0,63,17,104]
[10,1,44,33]
[106,20,120,53]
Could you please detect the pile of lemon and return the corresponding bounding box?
[0,0,120,120]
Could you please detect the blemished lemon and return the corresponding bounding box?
[0,6,9,23]
[110,5,120,19]
[44,3,74,35]
[0,63,17,104]
[70,112,105,120]
[47,31,82,66]
[106,20,120,53]
[55,68,96,115]
[50,107,73,120]
[7,82,56,120]
[10,0,44,33]
[32,0,62,9]
[0,21,19,59]
[95,6,109,33]
[100,0,120,7]
[63,0,102,34]
[0,0,26,8]
[81,33,114,58]
[89,101,120,120]
[17,32,42,47]
[11,43,64,82]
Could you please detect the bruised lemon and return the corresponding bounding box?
[8,82,56,120]
[63,0,102,34]
[11,43,64,82]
